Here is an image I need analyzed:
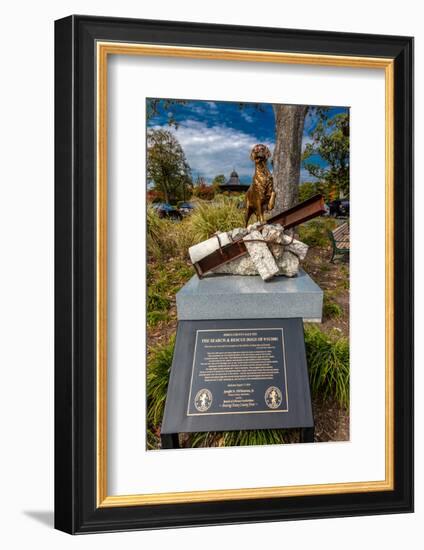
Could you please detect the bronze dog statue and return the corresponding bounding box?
[245,144,276,226]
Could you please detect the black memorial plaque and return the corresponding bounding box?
[161,318,314,443]
[186,328,288,416]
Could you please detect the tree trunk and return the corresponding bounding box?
[162,177,170,203]
[272,105,308,212]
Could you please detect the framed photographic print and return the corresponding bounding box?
[54,15,413,534]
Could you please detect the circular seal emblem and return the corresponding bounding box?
[194,389,213,412]
[265,386,283,409]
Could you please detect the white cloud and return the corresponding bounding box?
[302,135,314,149]
[300,167,318,182]
[240,111,254,123]
[186,101,220,116]
[187,104,207,115]
[206,101,218,112]
[151,119,320,184]
[152,119,273,182]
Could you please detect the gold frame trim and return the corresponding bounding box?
[96,42,394,508]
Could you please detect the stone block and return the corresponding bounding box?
[176,270,323,322]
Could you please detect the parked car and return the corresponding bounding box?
[178,202,195,215]
[329,199,349,218]
[153,203,182,220]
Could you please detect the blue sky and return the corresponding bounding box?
[147,99,349,184]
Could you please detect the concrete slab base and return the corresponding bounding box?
[176,269,323,322]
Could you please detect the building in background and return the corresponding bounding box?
[219,169,250,194]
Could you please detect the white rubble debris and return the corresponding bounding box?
[230,227,248,240]
[202,223,309,281]
[188,231,232,264]
[243,229,280,281]
[212,247,300,278]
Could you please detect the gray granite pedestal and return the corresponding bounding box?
[176,269,323,322]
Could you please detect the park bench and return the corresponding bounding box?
[328,222,349,262]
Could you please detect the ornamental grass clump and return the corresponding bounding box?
[304,325,350,408]
[147,198,247,262]
[146,337,175,431]
[187,197,245,242]
[146,206,173,259]
[147,206,196,260]
[323,292,343,319]
[189,428,289,448]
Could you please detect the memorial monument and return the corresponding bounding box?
[161,145,325,449]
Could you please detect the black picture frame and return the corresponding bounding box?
[55,15,414,534]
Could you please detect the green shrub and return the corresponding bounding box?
[147,259,193,301]
[146,426,160,450]
[147,310,170,327]
[323,292,343,319]
[336,277,350,291]
[339,264,349,277]
[304,325,349,408]
[146,205,164,243]
[146,206,174,258]
[189,429,290,448]
[147,289,170,312]
[147,337,175,428]
[146,259,194,329]
[299,181,319,203]
[298,217,336,248]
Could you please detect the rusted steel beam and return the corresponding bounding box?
[193,239,248,278]
[267,194,326,229]
[192,194,325,278]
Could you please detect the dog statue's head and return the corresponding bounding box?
[250,143,271,164]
